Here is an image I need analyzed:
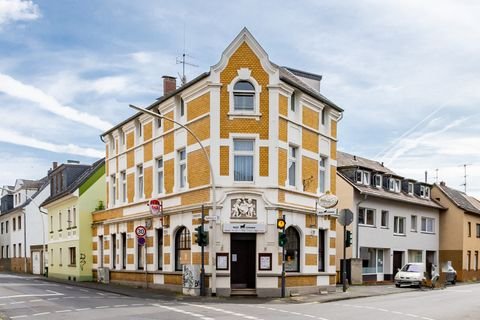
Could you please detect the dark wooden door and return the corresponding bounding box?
[393,251,403,277]
[426,251,435,279]
[231,233,256,289]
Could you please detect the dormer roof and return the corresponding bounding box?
[337,151,398,176]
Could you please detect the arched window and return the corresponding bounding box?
[233,81,255,111]
[285,227,300,272]
[175,226,191,271]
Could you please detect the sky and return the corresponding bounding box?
[0,0,479,197]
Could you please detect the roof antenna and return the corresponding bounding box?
[459,164,472,193]
[176,22,198,86]
[435,168,439,183]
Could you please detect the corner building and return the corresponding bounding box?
[93,28,343,297]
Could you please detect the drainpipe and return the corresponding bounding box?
[355,194,368,258]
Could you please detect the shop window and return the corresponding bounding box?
[175,227,191,271]
[285,227,300,272]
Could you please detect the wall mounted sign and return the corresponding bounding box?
[223,223,266,233]
[259,253,272,271]
[231,198,257,219]
[216,253,229,270]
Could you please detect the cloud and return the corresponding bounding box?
[0,0,40,26]
[131,51,153,64]
[0,73,113,131]
[92,76,129,94]
[0,127,104,158]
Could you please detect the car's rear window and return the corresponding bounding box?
[401,264,422,272]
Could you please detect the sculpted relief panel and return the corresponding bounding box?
[231,198,257,219]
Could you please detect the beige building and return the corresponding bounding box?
[432,182,480,281]
[92,28,343,297]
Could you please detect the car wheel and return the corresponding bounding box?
[452,277,456,285]
[395,284,400,288]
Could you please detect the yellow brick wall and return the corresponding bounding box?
[127,221,134,233]
[330,165,337,194]
[187,92,210,121]
[305,214,318,228]
[127,173,135,203]
[164,132,174,155]
[220,146,229,176]
[259,146,269,176]
[219,42,269,139]
[192,252,209,265]
[331,119,337,139]
[164,253,170,265]
[164,111,174,131]
[92,208,123,223]
[278,148,287,187]
[126,132,134,150]
[187,116,210,146]
[144,141,152,162]
[163,234,170,247]
[104,225,110,235]
[302,128,318,153]
[302,156,318,193]
[164,159,174,194]
[127,150,134,169]
[144,122,153,141]
[181,189,210,206]
[187,147,210,188]
[106,181,109,207]
[330,141,337,161]
[305,235,317,247]
[279,118,288,142]
[305,253,317,266]
[302,106,319,130]
[279,94,288,116]
[144,166,153,199]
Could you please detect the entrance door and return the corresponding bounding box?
[32,251,41,275]
[393,251,403,277]
[426,251,435,279]
[231,233,256,289]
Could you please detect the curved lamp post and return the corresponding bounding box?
[129,104,218,296]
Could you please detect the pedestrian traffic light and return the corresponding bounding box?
[194,226,202,245]
[277,218,286,230]
[345,230,353,247]
[278,231,288,247]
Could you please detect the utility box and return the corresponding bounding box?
[97,267,110,284]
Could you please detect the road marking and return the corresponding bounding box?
[96,306,109,309]
[131,303,145,306]
[406,314,419,318]
[63,296,75,299]
[56,309,72,313]
[257,305,328,320]
[10,316,28,319]
[10,301,25,304]
[75,308,91,311]
[47,297,59,300]
[97,292,105,296]
[114,304,128,307]
[153,304,214,320]
[0,290,63,299]
[33,312,51,316]
[29,299,43,302]
[79,289,89,292]
[445,289,472,293]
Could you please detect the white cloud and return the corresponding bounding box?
[0,73,113,131]
[131,51,153,64]
[92,76,129,95]
[0,0,39,26]
[0,127,104,158]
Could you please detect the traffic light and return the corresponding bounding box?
[277,218,286,230]
[345,230,353,247]
[278,231,288,247]
[194,226,209,246]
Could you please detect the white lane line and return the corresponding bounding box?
[75,308,92,311]
[65,286,73,289]
[114,304,128,307]
[47,297,59,300]
[392,311,404,315]
[33,312,51,316]
[184,303,262,320]
[0,303,5,306]
[0,291,63,299]
[153,304,214,320]
[56,309,72,313]
[29,299,43,302]
[63,296,75,299]
[79,289,89,292]
[97,292,105,296]
[10,316,28,319]
[10,301,26,304]
[406,314,419,318]
[256,305,328,320]
[421,317,435,320]
[96,306,109,309]
[131,303,145,306]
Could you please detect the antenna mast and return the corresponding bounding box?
[460,164,472,193]
[176,23,198,86]
[435,168,439,183]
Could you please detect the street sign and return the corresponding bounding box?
[317,208,337,216]
[137,236,145,246]
[204,215,219,221]
[338,209,354,226]
[135,225,147,237]
[318,192,338,209]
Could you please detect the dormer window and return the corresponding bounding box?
[363,171,371,186]
[233,81,255,111]
[356,170,363,184]
[420,185,430,198]
[408,183,414,195]
[374,174,382,188]
[389,178,400,192]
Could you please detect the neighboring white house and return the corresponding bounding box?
[0,178,50,274]
[336,151,443,283]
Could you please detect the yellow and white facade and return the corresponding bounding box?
[93,28,343,297]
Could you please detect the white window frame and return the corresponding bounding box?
[136,120,143,144]
[408,182,414,195]
[394,216,406,235]
[395,179,401,192]
[374,174,382,188]
[319,156,328,193]
[356,170,363,184]
[110,174,116,206]
[421,217,435,233]
[178,148,187,189]
[420,185,430,198]
[227,69,262,119]
[120,171,126,203]
[137,164,144,199]
[156,157,164,194]
[288,145,298,188]
[381,210,389,228]
[363,171,371,186]
[233,139,255,183]
[359,207,376,227]
[411,215,417,232]
[72,207,76,227]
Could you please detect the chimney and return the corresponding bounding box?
[52,162,58,169]
[425,170,428,183]
[162,76,176,96]
[440,181,446,186]
[353,155,357,161]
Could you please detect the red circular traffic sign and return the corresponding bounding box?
[135,226,147,237]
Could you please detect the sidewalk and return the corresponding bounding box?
[34,274,417,303]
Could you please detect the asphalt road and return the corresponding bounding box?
[1,273,479,319]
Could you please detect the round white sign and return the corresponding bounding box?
[318,192,338,209]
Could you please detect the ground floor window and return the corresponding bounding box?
[157,228,163,270]
[318,229,326,272]
[408,250,422,263]
[285,227,300,272]
[360,247,384,274]
[137,240,144,270]
[69,247,76,266]
[175,226,191,271]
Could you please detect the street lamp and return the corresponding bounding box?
[0,186,47,275]
[129,104,218,296]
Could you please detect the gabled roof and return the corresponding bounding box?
[0,177,49,215]
[436,183,480,215]
[41,158,105,207]
[338,172,444,209]
[337,151,398,176]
